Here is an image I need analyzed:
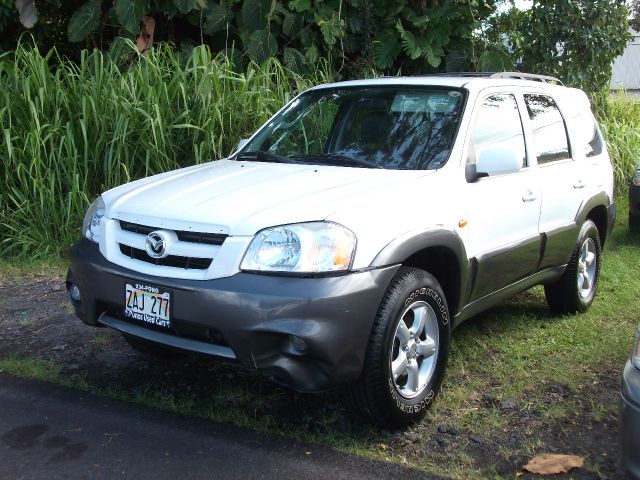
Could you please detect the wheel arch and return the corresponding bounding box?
[574,192,612,247]
[370,229,469,317]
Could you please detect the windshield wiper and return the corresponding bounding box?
[234,151,298,164]
[295,153,385,169]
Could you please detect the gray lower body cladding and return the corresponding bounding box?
[67,238,399,392]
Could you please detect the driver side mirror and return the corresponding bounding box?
[475,148,522,178]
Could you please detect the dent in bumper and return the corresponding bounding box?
[68,238,398,392]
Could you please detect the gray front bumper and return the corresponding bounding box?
[67,238,398,392]
[621,359,640,479]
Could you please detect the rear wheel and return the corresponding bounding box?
[346,267,450,428]
[544,220,601,314]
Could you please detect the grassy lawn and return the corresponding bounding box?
[0,199,637,479]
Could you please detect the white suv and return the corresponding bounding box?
[67,73,616,427]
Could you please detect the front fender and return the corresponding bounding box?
[369,227,470,316]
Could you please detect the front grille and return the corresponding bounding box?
[119,244,212,270]
[119,221,227,245]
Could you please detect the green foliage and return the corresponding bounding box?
[0,42,326,257]
[476,48,512,72]
[247,28,277,64]
[0,0,15,32]
[523,1,631,92]
[594,93,640,194]
[479,2,528,63]
[115,0,148,35]
[241,0,271,31]
[67,1,101,42]
[7,0,497,75]
[203,3,232,34]
[630,0,640,32]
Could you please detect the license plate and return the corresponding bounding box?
[124,282,171,329]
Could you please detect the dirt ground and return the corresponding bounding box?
[0,272,630,479]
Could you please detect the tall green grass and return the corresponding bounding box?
[594,92,640,192]
[0,42,637,259]
[0,41,326,257]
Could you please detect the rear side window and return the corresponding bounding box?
[523,94,571,164]
[472,94,527,167]
[574,112,604,157]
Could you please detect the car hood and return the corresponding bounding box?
[103,159,432,235]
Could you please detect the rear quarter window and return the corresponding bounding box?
[571,110,604,158]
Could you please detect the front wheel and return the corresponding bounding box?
[544,219,601,314]
[345,267,451,428]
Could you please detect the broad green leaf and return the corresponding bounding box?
[68,1,101,42]
[246,29,277,64]
[155,0,177,18]
[477,49,512,72]
[316,14,343,46]
[175,0,197,14]
[288,0,310,13]
[373,32,401,69]
[242,0,271,31]
[282,12,303,37]
[299,26,314,47]
[426,48,441,68]
[283,47,307,73]
[396,20,422,60]
[304,44,319,64]
[115,0,147,35]
[203,3,232,34]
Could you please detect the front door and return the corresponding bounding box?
[462,92,542,301]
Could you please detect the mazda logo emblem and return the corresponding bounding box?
[145,232,167,259]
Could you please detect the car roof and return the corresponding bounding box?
[308,75,568,94]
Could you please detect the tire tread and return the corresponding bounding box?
[345,267,443,428]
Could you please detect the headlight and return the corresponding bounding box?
[82,196,105,243]
[633,168,640,186]
[241,222,356,273]
[633,328,640,370]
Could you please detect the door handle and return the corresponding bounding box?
[522,189,538,202]
[573,179,586,189]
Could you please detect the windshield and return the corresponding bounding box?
[239,86,466,170]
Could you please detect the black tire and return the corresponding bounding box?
[122,334,185,360]
[345,267,451,428]
[544,219,601,314]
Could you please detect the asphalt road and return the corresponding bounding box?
[0,374,438,480]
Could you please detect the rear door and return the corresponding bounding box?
[462,91,542,301]
[521,93,584,269]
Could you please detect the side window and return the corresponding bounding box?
[523,94,571,164]
[472,94,527,167]
[574,112,604,158]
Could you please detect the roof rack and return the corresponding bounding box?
[489,72,564,85]
[417,71,564,86]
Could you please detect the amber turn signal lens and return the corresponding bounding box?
[458,219,468,228]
